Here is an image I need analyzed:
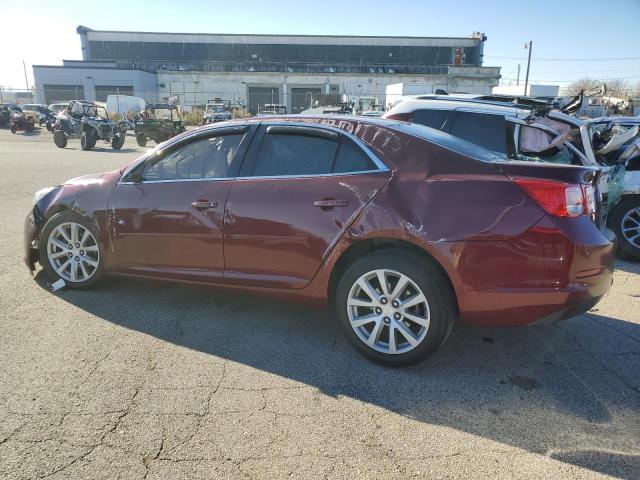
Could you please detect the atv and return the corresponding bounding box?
[53,100,125,151]
[9,109,35,134]
[133,104,185,147]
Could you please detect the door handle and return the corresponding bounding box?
[191,200,218,211]
[313,198,348,210]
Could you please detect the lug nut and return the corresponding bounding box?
[67,252,73,258]
[383,317,390,324]
[375,307,382,315]
[394,312,402,320]
[75,242,80,248]
[391,300,400,308]
[75,256,79,261]
[68,244,73,249]
[380,297,388,305]
[79,250,85,255]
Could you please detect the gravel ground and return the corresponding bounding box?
[0,127,639,479]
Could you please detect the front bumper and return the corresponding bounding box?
[24,208,42,271]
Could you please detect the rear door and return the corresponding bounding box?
[223,124,390,289]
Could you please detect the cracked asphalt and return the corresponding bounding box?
[1,128,639,479]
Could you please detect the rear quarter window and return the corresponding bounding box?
[412,109,450,131]
[449,111,507,154]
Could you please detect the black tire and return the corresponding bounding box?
[111,133,125,150]
[10,125,16,134]
[609,196,640,261]
[38,211,105,290]
[136,133,147,147]
[334,250,456,367]
[53,130,67,148]
[80,130,95,151]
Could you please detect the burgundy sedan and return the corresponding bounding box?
[25,116,615,365]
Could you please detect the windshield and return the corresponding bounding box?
[207,105,225,113]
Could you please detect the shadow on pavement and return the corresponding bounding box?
[34,272,640,478]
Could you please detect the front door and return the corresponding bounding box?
[223,124,390,288]
[109,129,251,282]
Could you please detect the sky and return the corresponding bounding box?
[1,0,639,91]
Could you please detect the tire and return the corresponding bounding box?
[80,130,95,151]
[53,130,67,148]
[609,196,640,261]
[38,211,105,290]
[10,125,16,134]
[111,133,125,150]
[334,250,456,366]
[136,133,147,147]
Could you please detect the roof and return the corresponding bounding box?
[388,97,531,119]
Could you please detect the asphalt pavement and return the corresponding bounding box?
[0,127,638,479]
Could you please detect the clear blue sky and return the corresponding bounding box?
[1,0,639,89]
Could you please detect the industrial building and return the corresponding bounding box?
[33,26,501,113]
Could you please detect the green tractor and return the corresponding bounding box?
[133,104,185,147]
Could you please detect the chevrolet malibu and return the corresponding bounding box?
[25,116,616,366]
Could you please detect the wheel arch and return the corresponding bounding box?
[327,236,460,314]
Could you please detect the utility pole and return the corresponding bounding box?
[524,41,532,96]
[516,64,521,86]
[23,60,30,97]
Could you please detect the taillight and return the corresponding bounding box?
[514,179,594,218]
[385,112,413,122]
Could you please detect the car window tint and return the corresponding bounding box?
[142,134,243,181]
[253,133,338,176]
[450,112,507,153]
[412,109,450,131]
[333,139,376,173]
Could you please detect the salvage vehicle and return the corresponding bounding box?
[10,109,35,133]
[257,104,287,116]
[19,104,48,125]
[53,100,125,150]
[384,97,640,261]
[586,116,640,259]
[25,116,615,366]
[133,103,185,146]
[203,100,232,124]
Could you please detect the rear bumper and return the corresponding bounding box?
[453,218,616,327]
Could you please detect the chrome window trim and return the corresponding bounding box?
[118,120,389,186]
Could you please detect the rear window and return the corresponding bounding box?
[449,111,507,153]
[412,109,450,131]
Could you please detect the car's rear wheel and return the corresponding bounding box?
[334,250,455,366]
[136,133,147,147]
[53,130,67,148]
[80,130,95,151]
[111,133,125,150]
[610,196,640,261]
[10,125,16,134]
[39,211,104,289]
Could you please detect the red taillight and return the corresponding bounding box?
[514,179,593,218]
[385,112,413,122]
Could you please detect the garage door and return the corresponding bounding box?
[43,85,85,103]
[248,87,280,115]
[291,88,322,114]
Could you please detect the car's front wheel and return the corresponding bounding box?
[111,133,125,150]
[80,130,96,150]
[334,250,455,366]
[610,196,640,261]
[136,133,147,147]
[39,211,105,289]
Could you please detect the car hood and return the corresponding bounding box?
[63,172,109,186]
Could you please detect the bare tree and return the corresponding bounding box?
[566,77,600,95]
[604,78,630,97]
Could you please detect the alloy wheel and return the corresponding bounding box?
[47,222,100,283]
[347,269,430,354]
[621,207,640,248]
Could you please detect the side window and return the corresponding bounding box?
[142,134,243,181]
[332,139,376,173]
[449,111,507,153]
[253,133,338,176]
[412,109,450,131]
